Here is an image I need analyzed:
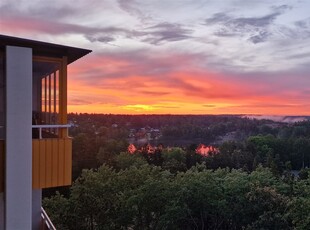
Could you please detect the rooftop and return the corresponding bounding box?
[0,34,91,64]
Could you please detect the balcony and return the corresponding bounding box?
[0,125,72,192]
[41,207,56,230]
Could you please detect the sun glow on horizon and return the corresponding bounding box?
[67,97,310,115]
[122,104,156,112]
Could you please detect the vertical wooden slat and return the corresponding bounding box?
[51,139,58,187]
[32,140,40,188]
[39,140,46,188]
[32,138,72,188]
[58,139,65,185]
[45,140,52,187]
[64,138,72,185]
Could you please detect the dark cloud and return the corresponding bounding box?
[0,12,133,38]
[85,35,116,43]
[248,31,270,44]
[1,11,192,46]
[202,104,216,107]
[241,104,301,108]
[142,22,193,45]
[139,91,170,96]
[271,5,292,12]
[206,12,278,42]
[294,18,310,29]
[0,2,84,21]
[153,105,180,109]
[1,1,192,47]
[206,12,279,28]
[205,12,230,24]
[294,18,310,38]
[117,0,151,22]
[233,13,278,27]
[287,52,310,60]
[205,5,291,44]
[213,28,236,37]
[207,4,291,27]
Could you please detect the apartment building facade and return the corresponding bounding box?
[0,35,91,229]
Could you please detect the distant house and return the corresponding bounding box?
[0,35,91,229]
[196,144,219,156]
[128,144,137,154]
[145,143,155,154]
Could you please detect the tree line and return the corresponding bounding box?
[44,156,310,229]
[42,114,310,229]
[68,114,310,179]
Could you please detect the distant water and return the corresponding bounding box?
[243,115,310,123]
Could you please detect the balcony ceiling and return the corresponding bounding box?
[0,34,92,64]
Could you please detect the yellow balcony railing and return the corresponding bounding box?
[32,137,72,189]
[0,133,72,192]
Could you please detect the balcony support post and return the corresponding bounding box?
[59,56,68,138]
[5,46,32,230]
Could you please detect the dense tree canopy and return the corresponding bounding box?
[44,159,310,229]
[44,114,310,229]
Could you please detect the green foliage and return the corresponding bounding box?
[72,133,99,178]
[298,168,310,180]
[68,166,119,229]
[96,139,128,165]
[42,192,71,230]
[114,152,147,170]
[57,114,310,229]
[44,164,308,229]
[287,178,310,229]
[161,147,187,173]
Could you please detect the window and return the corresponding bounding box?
[33,57,66,137]
[40,65,59,125]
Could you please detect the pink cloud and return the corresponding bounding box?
[65,50,310,115]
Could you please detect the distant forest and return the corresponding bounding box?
[67,113,310,178]
[44,114,310,229]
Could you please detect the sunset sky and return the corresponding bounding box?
[1,0,310,115]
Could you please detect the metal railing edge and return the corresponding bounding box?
[41,207,56,230]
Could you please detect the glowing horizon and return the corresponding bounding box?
[1,0,310,115]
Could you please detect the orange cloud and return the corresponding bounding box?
[66,53,310,115]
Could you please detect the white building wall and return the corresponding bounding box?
[0,193,4,230]
[32,189,42,230]
[0,51,4,230]
[0,53,5,139]
[5,46,32,230]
